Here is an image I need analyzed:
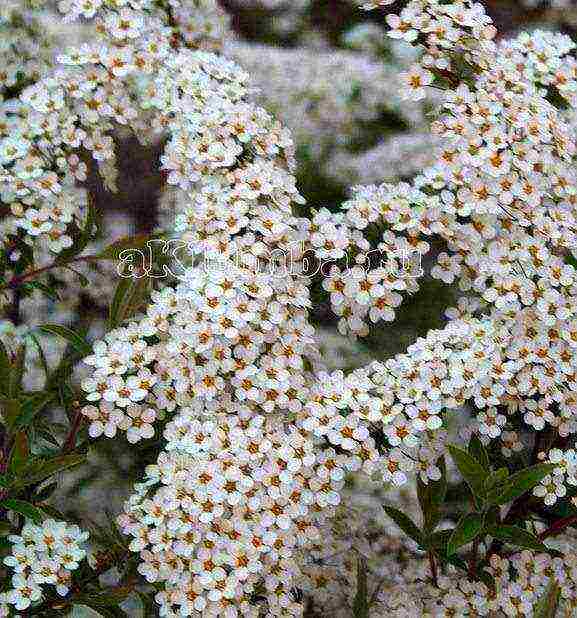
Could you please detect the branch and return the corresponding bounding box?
[539,515,577,542]
[4,255,104,290]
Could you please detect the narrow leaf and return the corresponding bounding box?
[108,277,151,329]
[353,555,369,618]
[0,398,21,429]
[490,464,556,506]
[0,340,10,396]
[15,390,55,428]
[417,456,447,533]
[484,467,509,491]
[1,499,43,523]
[383,505,423,546]
[468,434,490,472]
[55,201,98,265]
[486,525,549,553]
[447,445,487,501]
[13,453,86,488]
[38,324,91,357]
[447,512,484,556]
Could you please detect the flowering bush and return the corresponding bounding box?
[3,0,577,616]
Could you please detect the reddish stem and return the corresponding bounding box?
[62,408,85,454]
[539,515,577,541]
[428,551,438,587]
[6,255,103,290]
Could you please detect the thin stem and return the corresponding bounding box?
[469,537,479,578]
[539,515,577,542]
[61,406,85,454]
[428,550,438,587]
[4,255,103,290]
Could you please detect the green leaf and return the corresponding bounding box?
[484,467,509,492]
[38,324,91,357]
[0,340,10,396]
[0,398,21,429]
[383,505,423,546]
[9,432,29,474]
[15,390,55,428]
[64,266,90,287]
[447,512,484,556]
[353,555,369,618]
[28,333,50,381]
[489,464,556,506]
[0,522,12,536]
[40,504,67,521]
[12,453,86,488]
[74,605,128,618]
[72,588,131,607]
[108,277,151,329]
[468,434,490,472]
[486,525,549,553]
[1,499,43,523]
[447,444,488,502]
[136,592,157,617]
[417,457,447,533]
[9,344,26,397]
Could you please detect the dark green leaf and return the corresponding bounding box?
[15,390,55,428]
[73,588,131,607]
[64,266,90,287]
[0,398,21,429]
[99,233,154,261]
[40,504,67,521]
[484,467,509,492]
[28,333,50,381]
[417,457,447,533]
[1,499,43,523]
[353,555,369,618]
[108,277,151,329]
[489,464,556,506]
[9,344,26,396]
[486,525,549,553]
[0,522,12,536]
[74,605,128,618]
[468,434,490,472]
[9,432,29,474]
[136,592,157,617]
[37,324,91,357]
[0,340,10,396]
[447,512,484,556]
[383,505,423,546]
[447,445,488,502]
[13,453,86,488]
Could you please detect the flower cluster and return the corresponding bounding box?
[0,0,231,261]
[62,0,577,614]
[2,519,88,611]
[119,415,348,616]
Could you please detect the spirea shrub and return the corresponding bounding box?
[2,0,577,616]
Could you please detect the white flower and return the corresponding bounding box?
[400,66,433,100]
